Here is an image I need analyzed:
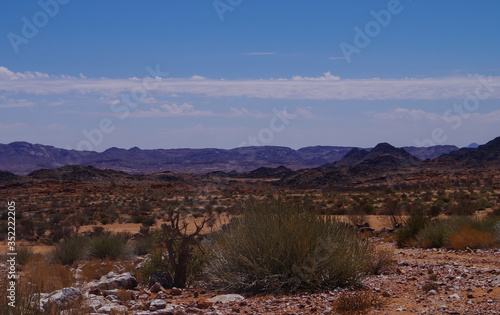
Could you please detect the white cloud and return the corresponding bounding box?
[291,72,340,81]
[0,98,34,108]
[1,66,500,101]
[130,103,214,118]
[328,56,347,60]
[366,108,443,121]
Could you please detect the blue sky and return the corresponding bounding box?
[1,0,500,151]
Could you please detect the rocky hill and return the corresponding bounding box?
[0,141,460,175]
[335,143,420,168]
[28,165,132,183]
[403,145,459,160]
[443,136,500,167]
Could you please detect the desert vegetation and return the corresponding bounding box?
[1,166,500,313]
[206,198,373,293]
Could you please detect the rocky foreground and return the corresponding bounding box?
[3,242,500,314]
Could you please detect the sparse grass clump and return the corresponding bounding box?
[17,245,34,266]
[206,198,372,293]
[395,206,429,248]
[367,248,396,275]
[0,274,42,314]
[51,237,89,265]
[416,216,500,249]
[51,233,134,265]
[88,233,133,260]
[332,291,384,314]
[22,256,76,293]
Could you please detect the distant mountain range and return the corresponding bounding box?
[1,136,499,189]
[277,136,500,188]
[0,141,460,175]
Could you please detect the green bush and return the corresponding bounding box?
[395,205,429,248]
[88,233,133,260]
[206,198,372,293]
[51,237,89,266]
[417,216,500,249]
[416,219,456,248]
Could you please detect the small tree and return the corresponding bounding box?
[156,208,214,288]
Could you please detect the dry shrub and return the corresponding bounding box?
[80,258,135,283]
[207,198,372,293]
[0,273,42,314]
[449,227,496,250]
[23,256,75,293]
[332,291,384,314]
[367,248,396,275]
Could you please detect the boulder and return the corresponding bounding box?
[88,272,138,291]
[40,287,81,312]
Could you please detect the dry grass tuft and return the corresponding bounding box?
[332,290,384,314]
[79,258,135,283]
[449,226,496,250]
[367,248,396,275]
[23,256,75,293]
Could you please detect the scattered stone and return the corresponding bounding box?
[40,287,82,312]
[197,299,213,309]
[207,294,245,304]
[491,276,500,287]
[150,299,167,311]
[427,290,438,296]
[150,282,165,293]
[157,306,176,314]
[449,293,460,299]
[171,288,183,296]
[97,304,128,314]
[88,272,138,291]
[382,291,392,297]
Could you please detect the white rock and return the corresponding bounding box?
[97,304,128,314]
[40,287,82,312]
[427,290,438,296]
[449,293,460,299]
[207,294,245,304]
[88,272,138,291]
[150,299,167,310]
[157,306,176,314]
